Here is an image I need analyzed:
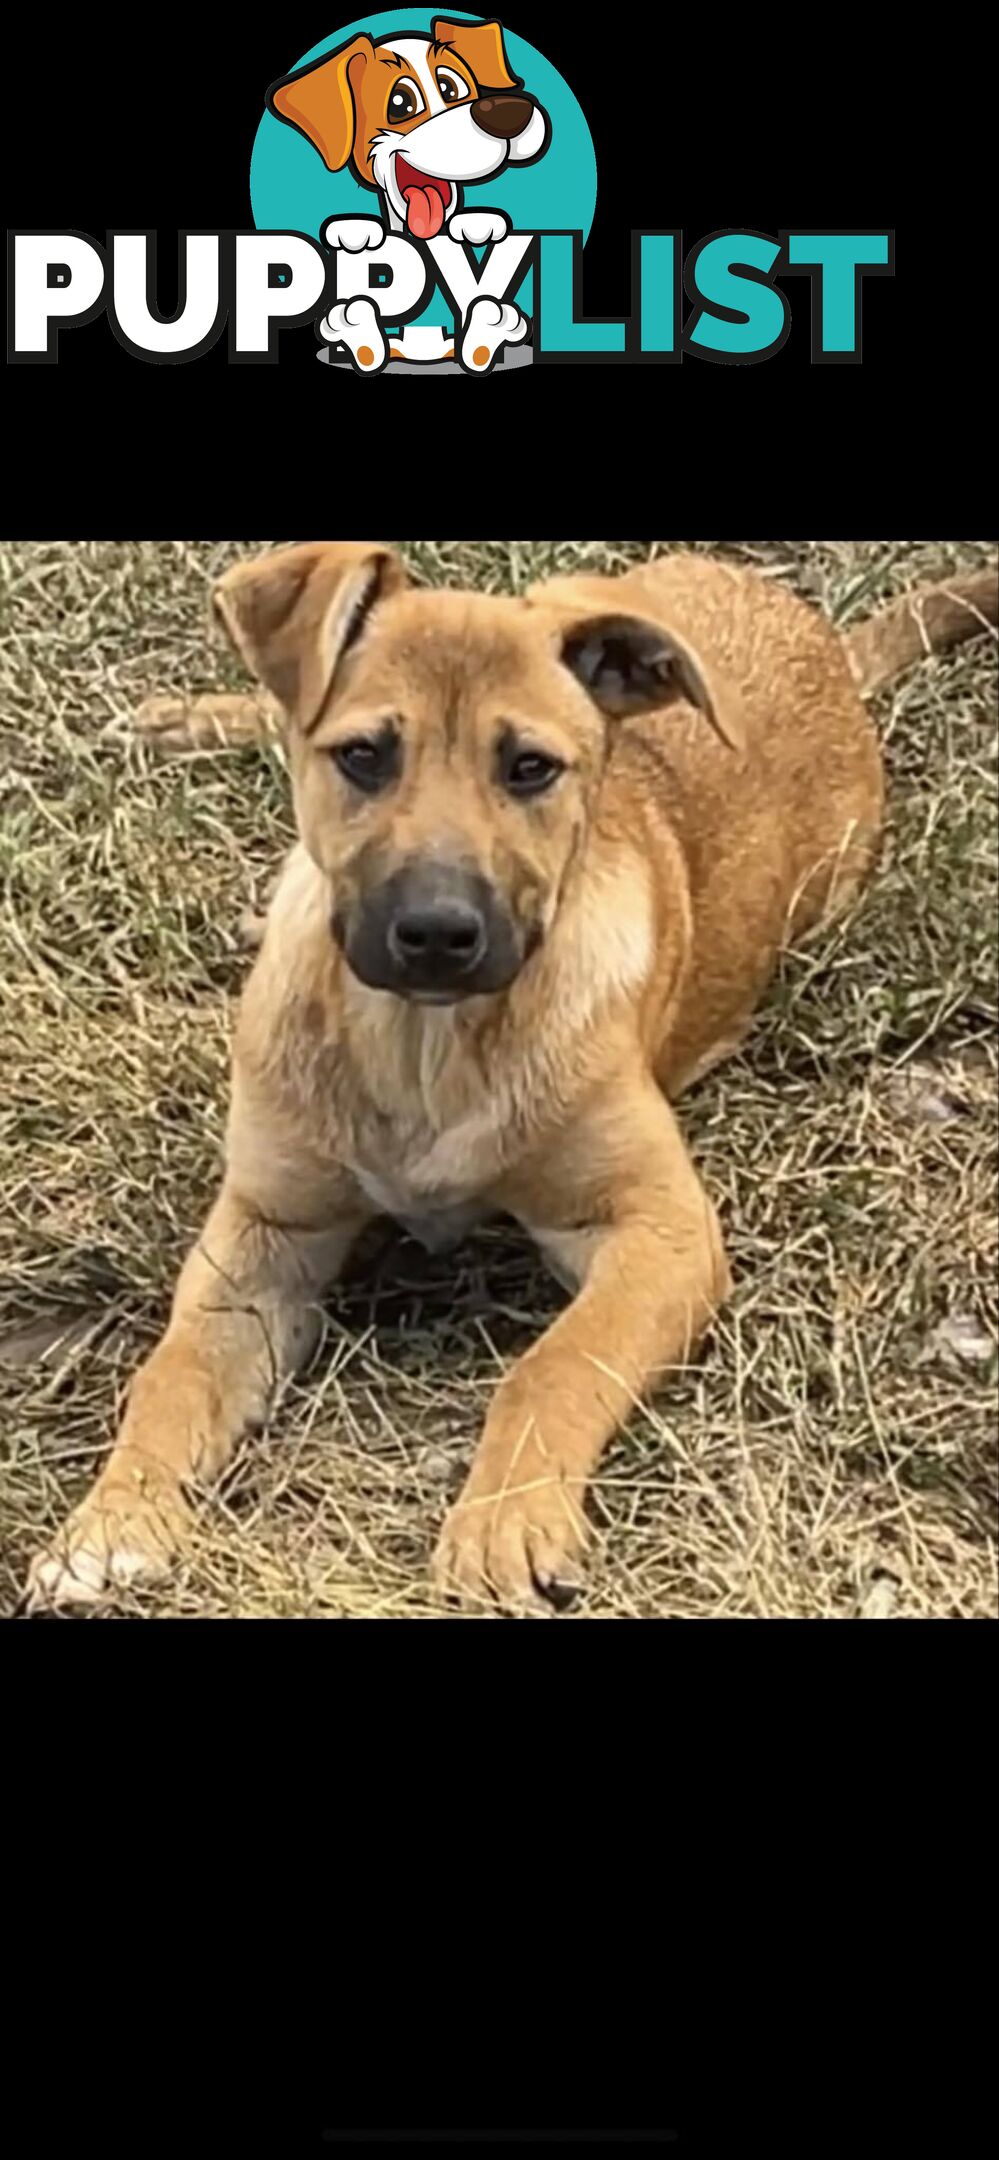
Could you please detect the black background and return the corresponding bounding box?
[6,6,992,536]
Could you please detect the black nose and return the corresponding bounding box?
[387,896,487,976]
[471,93,536,140]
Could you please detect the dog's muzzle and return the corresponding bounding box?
[383,97,543,235]
[338,863,525,1002]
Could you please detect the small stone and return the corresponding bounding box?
[927,1310,995,1368]
[420,1448,454,1486]
[885,1061,962,1125]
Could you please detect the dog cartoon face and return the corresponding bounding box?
[214,546,736,1006]
[268,16,550,237]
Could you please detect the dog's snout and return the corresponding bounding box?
[471,93,536,140]
[341,861,527,1002]
[388,896,487,975]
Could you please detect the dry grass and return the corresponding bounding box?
[1,538,996,1619]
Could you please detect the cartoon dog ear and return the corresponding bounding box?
[555,609,746,752]
[431,16,521,91]
[266,34,374,171]
[212,544,406,732]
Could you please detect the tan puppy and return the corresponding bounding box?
[27,548,998,1614]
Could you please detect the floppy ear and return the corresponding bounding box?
[431,16,520,90]
[556,610,746,752]
[266,34,374,171]
[212,544,407,732]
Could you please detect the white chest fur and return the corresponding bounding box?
[336,994,509,1239]
[351,1169,490,1252]
[345,1094,505,1239]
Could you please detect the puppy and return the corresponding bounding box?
[27,548,998,1614]
[267,16,549,369]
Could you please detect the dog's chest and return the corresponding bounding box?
[335,1004,512,1243]
[350,1166,489,1252]
[345,1115,501,1249]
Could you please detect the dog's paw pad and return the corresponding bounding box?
[320,298,386,372]
[460,297,527,373]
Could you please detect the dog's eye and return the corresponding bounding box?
[505,750,564,798]
[387,78,423,123]
[331,737,398,793]
[436,68,467,104]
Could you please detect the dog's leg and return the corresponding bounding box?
[322,217,385,253]
[433,1083,730,1613]
[26,1181,369,1609]
[459,296,528,373]
[446,210,510,245]
[320,297,388,374]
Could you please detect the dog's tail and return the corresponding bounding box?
[843,562,998,699]
[132,563,998,751]
[133,689,283,754]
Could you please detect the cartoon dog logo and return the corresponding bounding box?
[266,15,551,371]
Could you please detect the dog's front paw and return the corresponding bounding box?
[321,216,384,252]
[319,297,387,373]
[432,1454,589,1616]
[447,209,510,245]
[25,1465,191,1612]
[459,296,528,374]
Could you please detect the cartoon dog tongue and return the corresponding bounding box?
[403,181,447,239]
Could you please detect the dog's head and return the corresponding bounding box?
[213,544,743,1005]
[267,17,550,237]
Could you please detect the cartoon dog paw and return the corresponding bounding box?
[319,297,387,374]
[447,209,510,246]
[321,216,385,252]
[460,296,528,374]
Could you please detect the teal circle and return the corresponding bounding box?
[249,12,597,331]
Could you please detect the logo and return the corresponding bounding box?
[257,11,562,374]
[7,12,893,368]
